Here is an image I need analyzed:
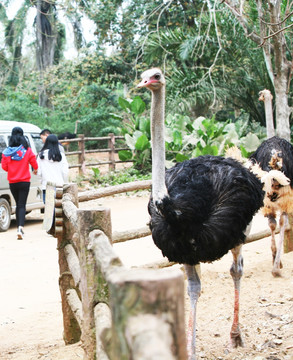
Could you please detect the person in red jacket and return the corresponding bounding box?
[1,127,38,239]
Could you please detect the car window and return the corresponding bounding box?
[0,135,7,162]
[8,135,31,148]
[31,134,43,153]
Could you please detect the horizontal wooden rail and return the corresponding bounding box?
[66,289,83,329]
[112,226,279,245]
[78,180,151,202]
[113,225,151,243]
[94,303,111,360]
[64,244,81,286]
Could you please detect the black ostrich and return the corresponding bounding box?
[249,136,293,277]
[57,131,77,141]
[137,68,264,359]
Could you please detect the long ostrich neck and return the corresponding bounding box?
[151,86,168,202]
[261,90,275,139]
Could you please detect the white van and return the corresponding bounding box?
[0,120,45,231]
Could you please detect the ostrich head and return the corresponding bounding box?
[137,68,165,91]
[269,149,283,170]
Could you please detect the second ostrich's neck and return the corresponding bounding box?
[262,90,275,138]
[151,86,168,202]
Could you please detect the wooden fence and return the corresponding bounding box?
[51,180,293,359]
[60,133,131,174]
[53,183,187,360]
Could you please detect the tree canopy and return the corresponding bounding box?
[0,0,292,139]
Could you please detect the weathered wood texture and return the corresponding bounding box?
[88,230,187,360]
[66,288,83,329]
[94,303,111,360]
[56,185,81,344]
[62,183,112,359]
[112,225,151,243]
[59,272,81,344]
[64,244,81,287]
[78,180,151,202]
[284,213,293,253]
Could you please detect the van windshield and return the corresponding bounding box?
[0,135,6,162]
[31,134,43,153]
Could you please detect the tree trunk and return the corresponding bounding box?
[35,0,57,108]
[274,73,291,141]
[223,0,292,139]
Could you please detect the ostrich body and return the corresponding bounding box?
[250,136,293,277]
[138,68,264,359]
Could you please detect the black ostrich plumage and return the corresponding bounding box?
[250,136,293,188]
[148,155,264,266]
[58,132,77,140]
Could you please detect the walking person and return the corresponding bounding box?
[37,134,69,204]
[1,127,38,239]
[40,128,64,152]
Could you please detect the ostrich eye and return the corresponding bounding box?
[154,74,160,80]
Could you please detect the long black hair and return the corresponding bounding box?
[39,134,62,162]
[9,127,29,149]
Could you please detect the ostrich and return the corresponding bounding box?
[137,68,264,359]
[58,121,80,150]
[248,89,293,277]
[249,136,293,277]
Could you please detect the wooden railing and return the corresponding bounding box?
[59,133,132,174]
[54,183,187,359]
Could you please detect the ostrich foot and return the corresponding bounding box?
[272,268,282,277]
[230,330,244,348]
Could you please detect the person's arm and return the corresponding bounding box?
[28,148,38,171]
[61,154,69,183]
[36,155,42,176]
[1,154,8,172]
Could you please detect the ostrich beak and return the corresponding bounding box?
[137,78,157,88]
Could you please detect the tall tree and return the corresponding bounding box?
[35,0,59,107]
[222,0,293,140]
[0,1,30,86]
[136,1,271,123]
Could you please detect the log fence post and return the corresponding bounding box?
[56,184,81,344]
[78,134,86,175]
[88,230,187,360]
[284,213,293,253]
[108,133,115,171]
[75,202,112,359]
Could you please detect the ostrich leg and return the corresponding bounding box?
[272,212,287,277]
[184,264,201,360]
[230,245,244,348]
[267,214,279,268]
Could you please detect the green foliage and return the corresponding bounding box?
[165,114,264,164]
[116,96,151,173]
[117,95,265,175]
[89,167,151,187]
[0,89,48,128]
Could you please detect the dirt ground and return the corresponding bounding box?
[0,186,293,359]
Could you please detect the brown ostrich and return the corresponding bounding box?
[249,89,293,277]
[249,137,293,277]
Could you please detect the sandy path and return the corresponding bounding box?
[0,194,293,359]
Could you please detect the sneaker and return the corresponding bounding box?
[17,226,24,240]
